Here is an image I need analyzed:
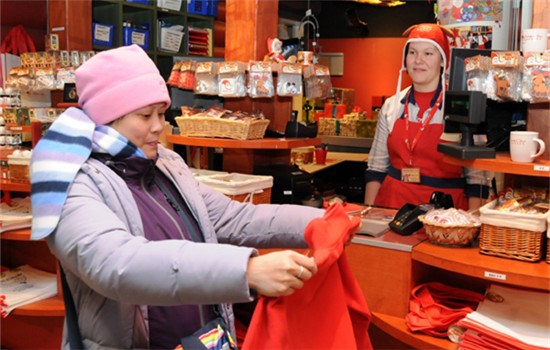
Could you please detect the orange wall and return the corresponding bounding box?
[319,38,412,117]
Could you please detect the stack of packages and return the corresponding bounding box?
[457,284,550,350]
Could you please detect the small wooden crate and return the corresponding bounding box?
[175,116,270,140]
[479,200,549,262]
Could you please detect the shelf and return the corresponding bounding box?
[442,153,550,177]
[1,228,32,241]
[371,312,457,350]
[412,241,550,291]
[1,179,31,192]
[166,135,321,149]
[11,296,65,317]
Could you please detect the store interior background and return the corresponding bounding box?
[0,0,435,115]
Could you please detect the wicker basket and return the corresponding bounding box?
[174,116,270,140]
[419,215,480,247]
[479,200,549,262]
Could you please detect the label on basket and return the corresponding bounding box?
[484,271,506,281]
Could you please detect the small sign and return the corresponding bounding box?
[484,271,506,280]
[533,165,550,172]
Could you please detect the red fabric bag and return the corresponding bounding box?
[406,282,485,338]
[242,203,372,350]
[1,25,36,55]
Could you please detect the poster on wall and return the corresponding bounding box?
[437,0,504,26]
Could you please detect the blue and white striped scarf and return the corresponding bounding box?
[30,107,146,240]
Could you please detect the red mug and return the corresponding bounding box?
[315,148,327,165]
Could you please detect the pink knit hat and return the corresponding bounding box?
[75,45,171,125]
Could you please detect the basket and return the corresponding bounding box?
[419,215,480,247]
[174,116,270,140]
[479,200,549,262]
[197,173,273,204]
[7,155,31,184]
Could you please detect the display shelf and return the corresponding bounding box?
[11,296,65,317]
[442,153,550,177]
[1,228,32,241]
[1,179,31,192]
[167,135,321,149]
[412,241,550,291]
[371,312,457,350]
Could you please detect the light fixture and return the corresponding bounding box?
[356,0,406,7]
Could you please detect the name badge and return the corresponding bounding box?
[401,168,420,183]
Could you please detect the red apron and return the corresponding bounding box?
[374,117,468,210]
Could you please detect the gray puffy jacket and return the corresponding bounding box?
[47,146,322,349]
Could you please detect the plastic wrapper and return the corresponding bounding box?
[423,208,481,226]
[34,68,56,91]
[304,64,332,100]
[218,61,246,98]
[248,61,274,98]
[521,51,550,103]
[177,61,196,90]
[464,55,491,94]
[276,62,302,97]
[194,62,218,95]
[167,61,182,87]
[489,51,523,102]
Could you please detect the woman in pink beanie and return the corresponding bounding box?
[364,23,491,211]
[30,45,332,349]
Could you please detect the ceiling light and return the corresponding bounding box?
[356,0,407,7]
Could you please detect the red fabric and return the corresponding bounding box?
[406,282,484,338]
[242,203,372,350]
[375,117,468,210]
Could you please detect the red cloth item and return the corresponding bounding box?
[406,282,484,338]
[242,203,372,350]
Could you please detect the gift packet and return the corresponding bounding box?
[304,64,332,100]
[521,50,550,103]
[248,61,274,98]
[464,55,491,94]
[194,62,219,95]
[167,61,182,87]
[276,62,303,97]
[218,61,247,97]
[489,51,523,102]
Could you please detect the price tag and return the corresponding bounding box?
[533,165,550,172]
[484,271,506,281]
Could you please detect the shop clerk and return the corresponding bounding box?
[29,45,329,349]
[364,23,490,210]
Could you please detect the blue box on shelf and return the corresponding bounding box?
[207,0,218,17]
[92,22,114,47]
[126,0,149,5]
[187,0,208,16]
[123,26,150,50]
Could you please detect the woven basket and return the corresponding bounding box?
[197,173,273,204]
[419,215,480,247]
[479,200,549,262]
[479,224,544,262]
[174,116,270,140]
[227,187,272,204]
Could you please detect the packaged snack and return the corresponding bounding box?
[218,61,246,98]
[167,61,182,87]
[248,61,274,98]
[304,64,332,100]
[521,51,550,103]
[34,68,56,91]
[194,62,219,95]
[276,62,302,97]
[177,61,197,90]
[464,55,491,93]
[489,51,523,102]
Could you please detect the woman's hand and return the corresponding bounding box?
[246,250,317,297]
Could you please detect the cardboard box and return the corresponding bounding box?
[333,87,355,113]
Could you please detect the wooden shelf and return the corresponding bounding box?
[412,241,550,291]
[167,135,321,149]
[1,179,31,192]
[371,312,457,350]
[11,296,65,317]
[1,228,31,241]
[442,153,550,177]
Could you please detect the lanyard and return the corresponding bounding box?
[403,90,442,166]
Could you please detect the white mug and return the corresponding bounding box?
[509,131,546,163]
[521,28,549,53]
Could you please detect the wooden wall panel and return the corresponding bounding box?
[48,0,92,51]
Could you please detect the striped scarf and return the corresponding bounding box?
[30,107,145,240]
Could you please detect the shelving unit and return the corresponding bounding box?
[348,152,549,349]
[91,0,214,78]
